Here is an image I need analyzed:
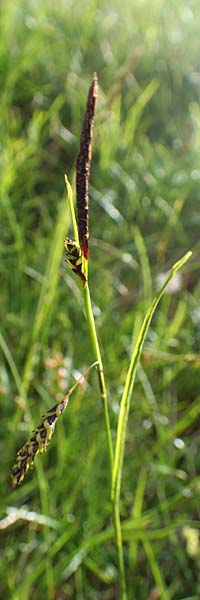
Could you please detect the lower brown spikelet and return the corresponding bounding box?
[11,397,69,488]
[11,362,98,488]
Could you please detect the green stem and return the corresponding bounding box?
[113,503,128,600]
[83,260,128,595]
[65,178,113,476]
[62,196,125,597]
[84,274,127,596]
[83,281,114,478]
[83,267,125,597]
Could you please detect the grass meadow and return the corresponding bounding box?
[0,0,200,598]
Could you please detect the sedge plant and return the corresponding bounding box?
[11,73,192,599]
[63,75,191,598]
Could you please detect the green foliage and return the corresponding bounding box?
[0,0,200,598]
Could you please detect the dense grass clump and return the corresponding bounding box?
[1,1,200,598]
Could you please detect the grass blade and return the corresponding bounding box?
[111,251,192,598]
[112,250,192,503]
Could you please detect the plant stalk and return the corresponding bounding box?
[65,176,113,478]
[83,281,114,479]
[83,274,128,597]
[113,502,128,599]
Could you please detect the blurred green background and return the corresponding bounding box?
[0,0,200,598]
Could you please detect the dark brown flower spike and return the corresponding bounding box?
[76,72,98,260]
[11,362,99,488]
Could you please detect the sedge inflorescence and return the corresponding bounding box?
[76,72,98,261]
[11,397,68,488]
[64,73,98,284]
